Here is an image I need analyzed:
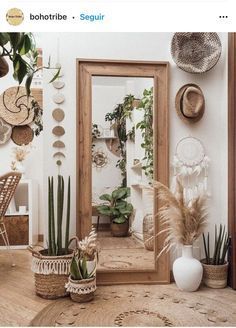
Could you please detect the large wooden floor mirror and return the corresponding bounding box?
[76,59,169,284]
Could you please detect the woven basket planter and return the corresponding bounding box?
[143,214,154,251]
[65,276,96,303]
[201,260,228,289]
[28,247,73,299]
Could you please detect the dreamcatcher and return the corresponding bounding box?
[172,136,210,203]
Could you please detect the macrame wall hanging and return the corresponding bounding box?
[172,136,210,203]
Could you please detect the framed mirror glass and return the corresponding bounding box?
[77,59,169,284]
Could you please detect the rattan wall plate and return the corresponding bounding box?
[0,87,35,125]
[11,125,34,145]
[53,140,65,148]
[52,81,65,89]
[53,93,65,104]
[52,108,65,122]
[52,126,65,137]
[0,118,12,145]
[171,33,222,73]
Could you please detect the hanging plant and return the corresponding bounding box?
[105,94,135,186]
[136,87,154,180]
[0,32,60,96]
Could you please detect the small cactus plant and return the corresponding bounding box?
[48,175,71,256]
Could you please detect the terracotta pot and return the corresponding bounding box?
[111,220,129,237]
[201,260,228,289]
[0,57,9,78]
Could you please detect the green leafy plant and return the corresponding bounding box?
[0,32,60,96]
[105,95,136,187]
[92,123,101,153]
[70,255,97,281]
[70,229,97,280]
[202,224,230,265]
[97,187,133,224]
[48,175,71,256]
[136,87,154,180]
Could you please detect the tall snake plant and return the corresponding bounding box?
[48,175,71,256]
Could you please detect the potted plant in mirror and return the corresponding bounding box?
[153,179,208,292]
[201,224,230,288]
[97,187,133,237]
[65,229,97,303]
[28,175,75,299]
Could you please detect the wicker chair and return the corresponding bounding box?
[0,172,22,266]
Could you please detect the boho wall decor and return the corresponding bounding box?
[92,150,108,168]
[53,140,65,148]
[172,136,210,203]
[175,84,205,124]
[0,87,35,126]
[11,125,34,146]
[52,108,65,122]
[171,33,222,74]
[52,81,65,89]
[53,93,65,104]
[51,40,66,170]
[0,118,12,145]
[52,126,65,137]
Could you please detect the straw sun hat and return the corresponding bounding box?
[175,84,205,124]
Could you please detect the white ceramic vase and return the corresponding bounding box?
[173,245,203,292]
[16,161,26,178]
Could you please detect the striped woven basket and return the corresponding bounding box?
[201,260,228,289]
[28,246,74,299]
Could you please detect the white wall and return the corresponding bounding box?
[0,54,44,234]
[40,33,228,256]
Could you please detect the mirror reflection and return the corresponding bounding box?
[92,76,154,271]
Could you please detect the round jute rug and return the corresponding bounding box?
[30,284,236,327]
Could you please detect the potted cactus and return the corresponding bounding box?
[97,187,133,237]
[65,229,97,303]
[28,175,75,299]
[201,224,230,288]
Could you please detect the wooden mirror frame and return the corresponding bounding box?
[76,59,170,284]
[228,33,236,289]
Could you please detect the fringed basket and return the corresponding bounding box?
[65,276,96,303]
[28,246,74,299]
[143,214,154,251]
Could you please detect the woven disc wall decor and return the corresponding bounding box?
[11,125,34,145]
[0,118,12,145]
[52,81,65,89]
[53,152,65,158]
[171,33,222,73]
[52,126,65,137]
[53,140,65,148]
[52,108,65,122]
[53,93,65,104]
[0,87,35,125]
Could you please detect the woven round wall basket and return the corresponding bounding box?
[171,33,222,73]
[65,276,96,303]
[143,214,154,251]
[201,260,228,289]
[11,125,34,145]
[28,246,74,299]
